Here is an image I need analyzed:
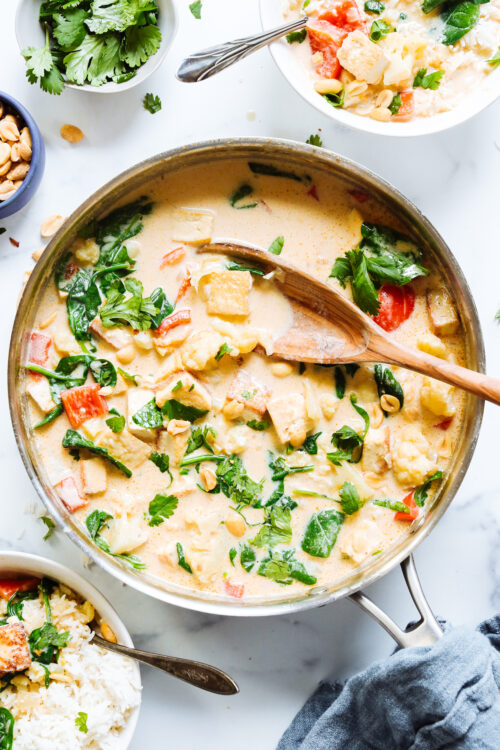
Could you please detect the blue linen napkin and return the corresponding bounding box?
[277,615,500,749]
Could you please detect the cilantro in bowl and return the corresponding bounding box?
[22,0,163,94]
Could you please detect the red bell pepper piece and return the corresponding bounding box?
[154,308,192,338]
[160,247,186,268]
[60,384,108,428]
[394,489,419,522]
[393,91,414,122]
[307,185,320,201]
[349,188,370,203]
[435,417,453,430]
[307,20,347,79]
[224,579,245,599]
[0,577,40,600]
[318,0,367,32]
[27,332,52,379]
[175,273,191,304]
[55,475,87,512]
[373,284,415,332]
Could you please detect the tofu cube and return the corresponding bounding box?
[90,317,132,350]
[383,53,412,87]
[420,378,456,418]
[267,393,309,447]
[337,30,389,84]
[157,429,188,466]
[361,428,390,475]
[417,331,448,360]
[155,371,212,412]
[127,388,159,442]
[54,474,87,512]
[27,378,55,414]
[82,419,151,469]
[80,459,107,494]
[53,329,81,356]
[0,623,31,677]
[205,271,252,317]
[171,207,215,245]
[427,288,459,336]
[104,517,148,555]
[226,370,271,416]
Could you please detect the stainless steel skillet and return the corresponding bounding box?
[8,138,484,648]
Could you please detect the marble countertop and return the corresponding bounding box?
[1,1,500,747]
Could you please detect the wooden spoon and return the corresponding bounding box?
[198,241,500,406]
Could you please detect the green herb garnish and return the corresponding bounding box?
[62,430,132,477]
[148,494,178,527]
[413,68,444,90]
[143,92,161,113]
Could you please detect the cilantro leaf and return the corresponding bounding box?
[100,278,159,330]
[301,432,321,455]
[306,133,323,146]
[364,0,385,12]
[149,452,173,485]
[414,471,443,507]
[123,25,162,67]
[327,394,369,465]
[369,19,393,41]
[85,510,145,569]
[216,454,264,507]
[251,504,292,548]
[258,549,317,585]
[106,413,125,433]
[389,93,401,115]
[413,68,444,90]
[338,482,362,515]
[177,543,193,573]
[189,0,202,19]
[247,419,270,431]
[85,0,137,34]
[75,712,88,734]
[185,425,216,454]
[143,92,162,113]
[148,493,178,526]
[22,38,53,78]
[53,9,89,49]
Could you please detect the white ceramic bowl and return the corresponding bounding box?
[0,550,141,749]
[259,0,500,137]
[15,0,177,94]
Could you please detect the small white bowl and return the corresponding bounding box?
[15,0,177,94]
[259,0,500,137]
[0,550,141,749]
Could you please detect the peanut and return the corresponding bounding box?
[0,117,19,141]
[60,124,84,143]
[270,362,294,377]
[116,344,136,364]
[225,514,246,537]
[7,161,29,181]
[200,465,217,491]
[0,180,15,200]
[369,107,392,122]
[20,127,32,148]
[380,394,401,413]
[314,78,343,95]
[100,621,117,643]
[0,160,11,177]
[41,214,65,238]
[0,142,10,166]
[167,419,190,436]
[222,399,245,420]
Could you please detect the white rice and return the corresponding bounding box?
[0,587,141,749]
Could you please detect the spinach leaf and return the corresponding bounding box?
[62,429,132,477]
[85,510,145,569]
[334,366,346,398]
[117,367,138,385]
[421,0,443,12]
[176,543,192,574]
[248,161,311,184]
[323,89,345,108]
[229,547,237,566]
[149,452,173,485]
[339,482,362,515]
[90,358,117,387]
[268,236,284,255]
[372,498,410,514]
[29,623,70,664]
[90,197,153,263]
[414,471,443,507]
[251,504,292,548]
[216,454,264,507]
[301,509,344,558]
[258,549,317,585]
[132,398,163,429]
[0,707,14,750]
[162,399,208,423]
[34,404,64,429]
[65,268,101,341]
[148,494,178,526]
[369,19,393,41]
[413,68,444,90]
[247,419,270,431]
[365,0,385,11]
[240,543,257,572]
[442,1,480,45]
[149,287,174,329]
[302,432,322,455]
[374,364,404,412]
[100,278,159,331]
[229,184,258,210]
[286,28,307,42]
[327,394,369,465]
[226,263,266,276]
[389,93,402,115]
[185,425,216,454]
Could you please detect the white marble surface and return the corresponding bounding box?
[1,1,500,748]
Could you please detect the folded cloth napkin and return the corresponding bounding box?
[277,615,500,750]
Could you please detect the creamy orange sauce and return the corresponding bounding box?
[26,159,466,602]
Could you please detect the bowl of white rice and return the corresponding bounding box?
[0,551,141,750]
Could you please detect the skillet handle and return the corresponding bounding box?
[349,555,443,648]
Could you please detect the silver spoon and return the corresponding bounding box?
[92,632,239,695]
[176,16,307,82]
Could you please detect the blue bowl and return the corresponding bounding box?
[0,91,45,220]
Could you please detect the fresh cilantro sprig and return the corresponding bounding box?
[413,68,444,90]
[143,92,162,113]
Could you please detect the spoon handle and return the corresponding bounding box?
[92,634,239,695]
[373,334,500,406]
[176,16,307,82]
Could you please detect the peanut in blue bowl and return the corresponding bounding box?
[0,92,45,220]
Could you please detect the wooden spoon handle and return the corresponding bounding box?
[374,336,500,405]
